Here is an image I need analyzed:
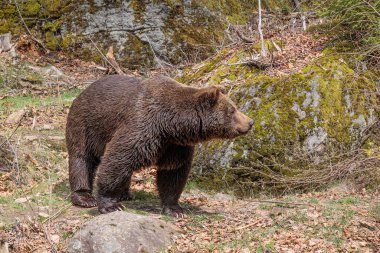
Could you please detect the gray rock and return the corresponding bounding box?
[63,1,226,67]
[67,212,178,253]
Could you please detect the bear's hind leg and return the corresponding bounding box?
[156,145,194,217]
[69,155,99,207]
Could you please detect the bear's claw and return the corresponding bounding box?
[118,191,134,201]
[71,192,97,207]
[99,203,125,214]
[162,205,186,218]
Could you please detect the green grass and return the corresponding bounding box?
[129,209,149,215]
[160,215,174,222]
[186,214,225,231]
[330,197,361,205]
[309,197,320,204]
[185,180,199,191]
[62,231,73,239]
[0,196,8,204]
[132,190,157,201]
[0,89,81,113]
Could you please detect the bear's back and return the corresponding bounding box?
[66,75,143,156]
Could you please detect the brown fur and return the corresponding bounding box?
[66,75,253,214]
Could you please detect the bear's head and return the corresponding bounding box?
[196,85,253,140]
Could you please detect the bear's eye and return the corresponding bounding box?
[228,107,236,115]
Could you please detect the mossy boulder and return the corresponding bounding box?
[178,49,380,195]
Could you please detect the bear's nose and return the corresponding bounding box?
[249,120,254,127]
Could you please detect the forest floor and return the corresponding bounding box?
[0,34,379,253]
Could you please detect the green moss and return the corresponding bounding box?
[61,34,74,49]
[43,19,63,32]
[119,33,154,69]
[0,1,71,51]
[44,0,64,16]
[186,47,379,195]
[22,0,41,17]
[45,31,60,50]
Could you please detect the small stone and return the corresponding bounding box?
[50,234,60,244]
[42,124,54,130]
[14,197,30,203]
[48,136,65,141]
[24,135,38,141]
[38,212,49,218]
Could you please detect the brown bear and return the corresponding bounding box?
[66,75,253,215]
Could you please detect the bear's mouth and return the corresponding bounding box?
[237,128,250,135]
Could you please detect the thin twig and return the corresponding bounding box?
[13,0,47,52]
[363,1,380,17]
[0,112,25,148]
[87,36,119,72]
[233,219,264,231]
[235,29,254,43]
[42,203,72,224]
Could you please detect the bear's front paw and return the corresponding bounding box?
[162,204,186,218]
[71,191,97,208]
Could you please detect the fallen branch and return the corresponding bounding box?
[87,36,126,76]
[316,62,328,71]
[235,29,254,44]
[228,24,255,44]
[250,200,315,208]
[106,46,126,75]
[272,40,282,52]
[233,218,264,231]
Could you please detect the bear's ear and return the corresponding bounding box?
[197,86,221,109]
[218,85,227,95]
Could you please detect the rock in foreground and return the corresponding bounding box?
[67,212,177,253]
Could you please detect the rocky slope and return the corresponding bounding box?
[1,0,301,68]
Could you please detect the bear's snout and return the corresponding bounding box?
[234,110,253,135]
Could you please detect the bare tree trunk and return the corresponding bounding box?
[258,0,267,57]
